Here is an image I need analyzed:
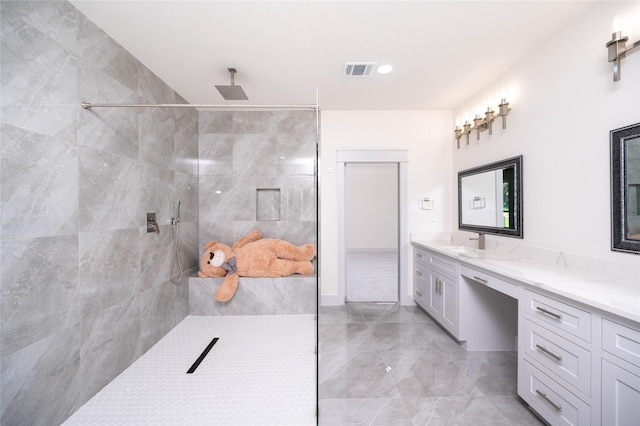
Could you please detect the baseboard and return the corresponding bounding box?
[320,294,344,306]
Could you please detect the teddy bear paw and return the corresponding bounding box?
[300,244,316,260]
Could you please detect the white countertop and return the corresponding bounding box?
[411,239,640,324]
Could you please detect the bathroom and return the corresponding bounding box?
[1,1,639,425]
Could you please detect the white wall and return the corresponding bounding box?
[345,163,398,249]
[320,111,452,303]
[453,1,640,265]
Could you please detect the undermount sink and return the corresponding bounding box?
[438,245,481,256]
[439,245,469,252]
[436,244,522,261]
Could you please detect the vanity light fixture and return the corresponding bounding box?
[606,31,640,81]
[454,126,463,148]
[484,107,495,135]
[454,99,511,148]
[463,121,472,145]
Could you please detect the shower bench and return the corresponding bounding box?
[188,275,317,316]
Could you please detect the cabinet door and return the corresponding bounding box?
[602,359,640,426]
[428,273,443,318]
[441,276,458,334]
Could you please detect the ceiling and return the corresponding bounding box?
[71,1,596,110]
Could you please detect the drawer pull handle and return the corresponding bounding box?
[535,389,563,412]
[473,276,488,284]
[416,253,423,258]
[535,344,563,362]
[416,290,423,298]
[535,306,563,320]
[416,271,422,276]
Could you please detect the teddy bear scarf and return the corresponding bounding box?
[221,256,237,274]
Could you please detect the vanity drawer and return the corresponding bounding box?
[427,251,458,279]
[522,360,590,426]
[602,318,640,367]
[414,248,429,267]
[460,265,519,299]
[524,290,591,343]
[414,282,428,307]
[524,319,591,395]
[413,262,428,285]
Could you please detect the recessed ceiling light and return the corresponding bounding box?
[377,64,393,74]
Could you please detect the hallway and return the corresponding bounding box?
[318,303,544,425]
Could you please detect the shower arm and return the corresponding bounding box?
[80,102,318,111]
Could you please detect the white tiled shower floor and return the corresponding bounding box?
[65,315,317,426]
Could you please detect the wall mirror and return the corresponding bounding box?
[458,156,523,238]
[611,122,640,254]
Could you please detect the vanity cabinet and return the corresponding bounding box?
[413,250,429,307]
[600,318,640,426]
[428,271,457,335]
[520,289,592,426]
[411,242,640,426]
[413,247,460,339]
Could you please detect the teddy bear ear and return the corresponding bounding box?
[204,240,218,250]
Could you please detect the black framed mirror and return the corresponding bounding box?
[611,122,640,254]
[458,156,523,238]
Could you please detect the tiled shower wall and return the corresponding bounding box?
[198,110,317,250]
[0,2,199,425]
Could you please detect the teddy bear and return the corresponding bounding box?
[198,230,316,302]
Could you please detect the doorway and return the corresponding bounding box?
[344,163,398,302]
[336,150,409,305]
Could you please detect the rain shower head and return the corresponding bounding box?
[215,68,248,101]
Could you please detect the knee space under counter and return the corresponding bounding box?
[459,265,519,351]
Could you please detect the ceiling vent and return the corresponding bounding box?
[343,62,376,77]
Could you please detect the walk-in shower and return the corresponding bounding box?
[66,100,320,425]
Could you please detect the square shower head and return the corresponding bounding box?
[215,85,249,101]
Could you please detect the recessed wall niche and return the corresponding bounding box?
[257,188,281,221]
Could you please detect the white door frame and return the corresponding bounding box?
[336,150,409,305]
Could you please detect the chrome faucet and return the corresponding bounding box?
[470,233,485,249]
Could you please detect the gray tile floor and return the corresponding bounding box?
[346,250,398,302]
[318,303,544,425]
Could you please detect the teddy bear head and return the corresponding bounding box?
[198,240,234,278]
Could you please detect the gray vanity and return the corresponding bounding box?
[411,240,640,426]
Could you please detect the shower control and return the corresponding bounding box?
[170,201,180,225]
[147,213,160,234]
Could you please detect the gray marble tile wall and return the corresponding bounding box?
[198,110,317,250]
[189,276,317,315]
[0,2,199,424]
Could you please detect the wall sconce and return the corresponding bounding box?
[454,99,511,148]
[421,197,434,210]
[606,31,640,81]
[454,126,463,149]
[469,196,486,209]
[463,121,472,145]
